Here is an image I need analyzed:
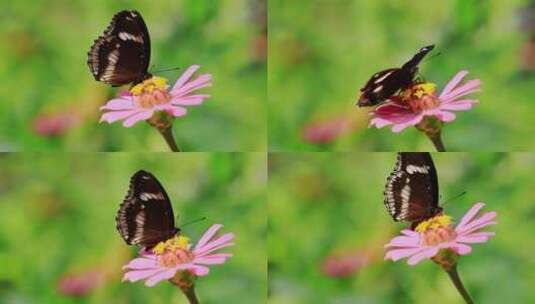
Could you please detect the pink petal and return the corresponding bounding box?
[450,243,472,255]
[430,110,456,122]
[162,105,188,117]
[189,265,210,276]
[122,268,163,282]
[200,253,233,259]
[172,65,200,91]
[439,100,477,111]
[441,79,481,102]
[391,113,424,132]
[122,110,154,127]
[369,117,395,128]
[439,70,469,99]
[407,247,439,266]
[457,209,497,234]
[193,256,232,265]
[385,247,426,261]
[172,95,211,106]
[456,202,486,229]
[195,240,235,257]
[456,232,495,243]
[385,235,420,248]
[374,103,411,116]
[195,224,223,251]
[100,110,140,124]
[145,268,179,287]
[123,257,158,270]
[100,98,135,110]
[457,217,497,235]
[173,74,213,97]
[400,229,420,237]
[195,232,235,255]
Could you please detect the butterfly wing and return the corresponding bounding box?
[87,10,151,86]
[357,45,435,107]
[116,170,177,248]
[384,152,440,224]
[358,68,403,106]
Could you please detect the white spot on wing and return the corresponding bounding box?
[374,71,394,84]
[118,32,144,43]
[406,165,430,174]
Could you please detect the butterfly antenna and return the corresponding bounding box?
[152,66,182,73]
[179,217,207,228]
[423,51,441,64]
[441,191,467,207]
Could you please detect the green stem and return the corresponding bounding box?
[445,266,474,304]
[427,131,446,152]
[158,127,180,152]
[181,285,200,304]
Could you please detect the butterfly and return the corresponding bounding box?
[383,152,442,228]
[116,170,180,248]
[357,45,435,107]
[87,10,152,87]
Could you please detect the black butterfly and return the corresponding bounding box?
[116,170,179,248]
[87,10,152,87]
[384,152,442,228]
[357,45,435,107]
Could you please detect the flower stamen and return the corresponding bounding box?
[153,236,194,268]
[415,215,457,246]
[130,76,172,109]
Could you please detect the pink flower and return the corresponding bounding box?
[370,70,481,133]
[302,117,353,145]
[320,250,373,278]
[385,202,496,266]
[32,110,80,137]
[57,269,105,297]
[99,65,212,127]
[122,224,234,287]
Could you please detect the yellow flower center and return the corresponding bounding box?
[153,236,194,268]
[415,215,456,246]
[399,82,440,112]
[129,76,171,109]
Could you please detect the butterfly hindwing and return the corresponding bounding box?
[384,152,440,225]
[116,170,178,248]
[358,45,435,107]
[88,10,151,86]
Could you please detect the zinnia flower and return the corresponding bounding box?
[370,70,481,133]
[320,249,373,278]
[302,116,353,145]
[57,269,105,297]
[122,224,234,287]
[99,65,212,127]
[385,202,496,266]
[33,110,80,137]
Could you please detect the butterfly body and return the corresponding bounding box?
[88,10,152,87]
[116,170,179,248]
[384,152,442,228]
[357,45,435,107]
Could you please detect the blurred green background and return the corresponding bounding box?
[269,0,535,151]
[268,153,535,303]
[0,0,266,151]
[0,153,267,303]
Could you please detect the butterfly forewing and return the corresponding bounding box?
[384,153,440,225]
[88,10,151,86]
[357,45,435,107]
[116,170,177,248]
